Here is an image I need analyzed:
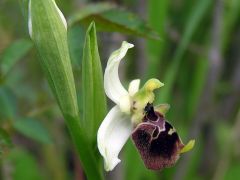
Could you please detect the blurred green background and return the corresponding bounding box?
[1,0,240,179]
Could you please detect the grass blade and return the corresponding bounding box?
[157,0,212,103]
[146,0,169,78]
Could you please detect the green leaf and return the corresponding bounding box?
[0,39,33,78]
[29,0,78,118]
[68,25,85,67]
[13,118,52,144]
[82,22,107,143]
[29,1,103,179]
[68,3,160,40]
[0,87,16,120]
[7,148,43,180]
[68,2,114,24]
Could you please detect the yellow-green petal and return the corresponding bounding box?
[155,103,170,116]
[180,139,195,153]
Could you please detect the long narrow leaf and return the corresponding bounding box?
[68,3,160,40]
[29,0,78,117]
[13,118,52,144]
[82,22,107,143]
[28,0,103,179]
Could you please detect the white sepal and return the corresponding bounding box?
[28,0,67,39]
[28,0,32,38]
[97,106,133,171]
[52,0,67,29]
[128,79,140,96]
[104,41,134,104]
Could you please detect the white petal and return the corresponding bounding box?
[128,79,140,96]
[119,95,131,114]
[97,106,133,171]
[104,41,134,104]
[52,0,67,29]
[28,0,32,38]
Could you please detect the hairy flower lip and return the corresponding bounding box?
[152,126,161,140]
[132,121,166,135]
[131,112,185,170]
[132,104,185,170]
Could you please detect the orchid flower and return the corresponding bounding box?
[97,41,195,171]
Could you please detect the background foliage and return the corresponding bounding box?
[0,0,240,180]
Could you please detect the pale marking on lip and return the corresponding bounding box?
[168,128,176,135]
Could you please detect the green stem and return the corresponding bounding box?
[64,114,104,180]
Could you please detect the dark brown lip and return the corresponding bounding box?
[131,107,184,170]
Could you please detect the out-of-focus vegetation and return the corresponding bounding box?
[0,0,240,180]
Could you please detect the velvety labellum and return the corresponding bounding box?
[132,105,184,170]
